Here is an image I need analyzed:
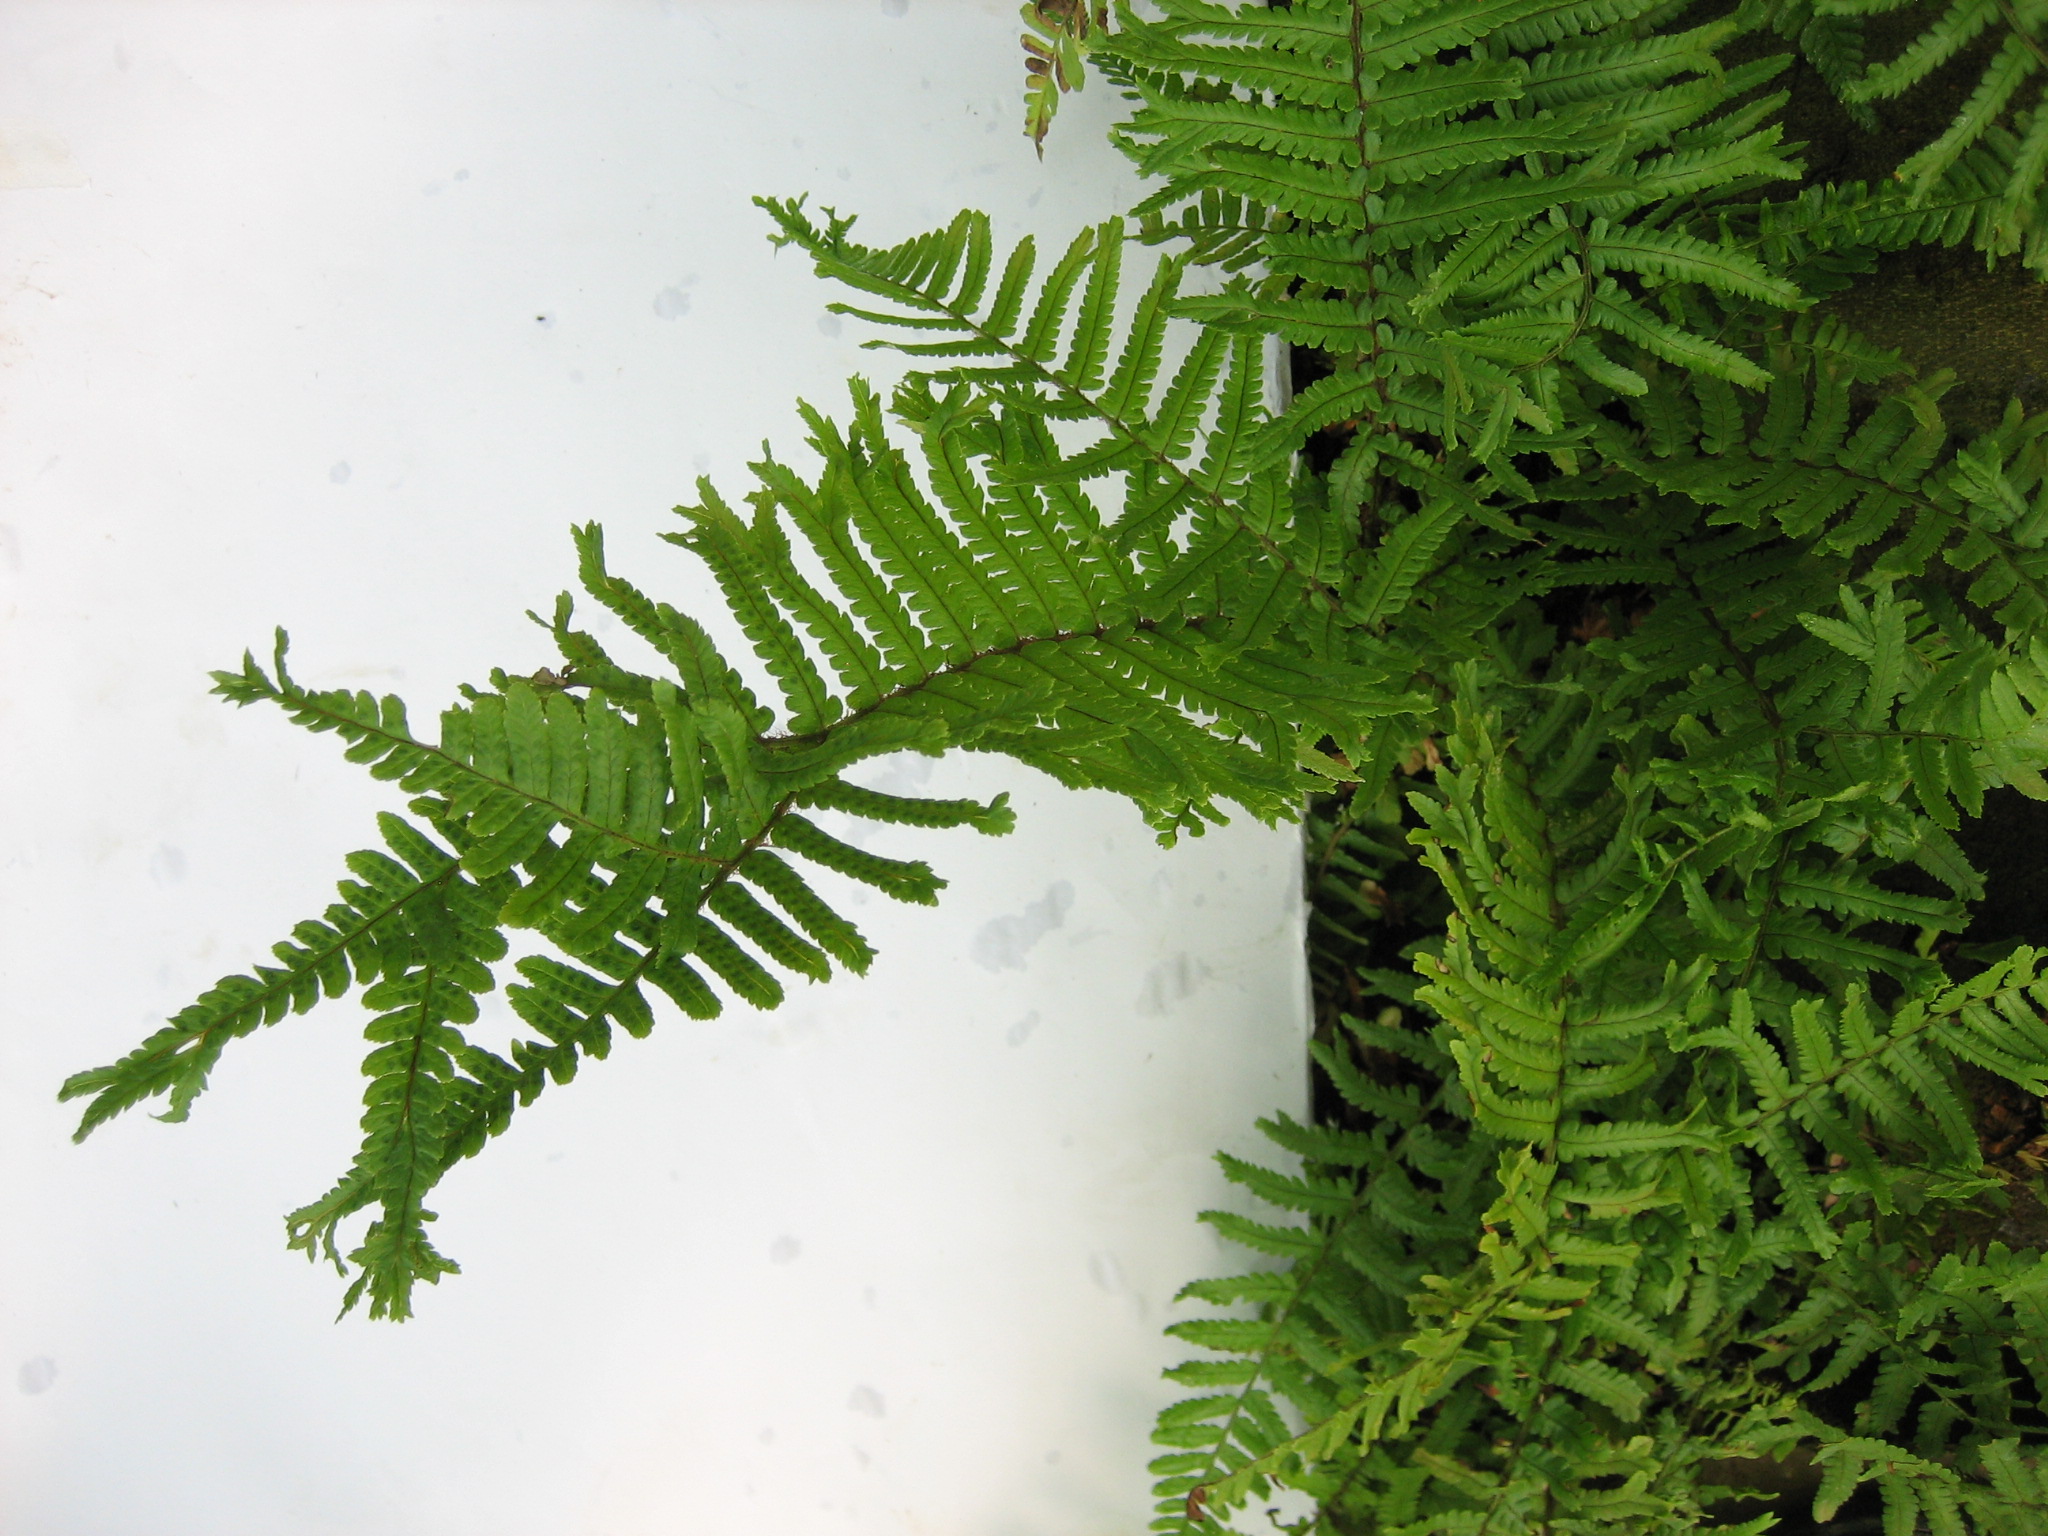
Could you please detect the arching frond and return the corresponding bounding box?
[70,197,1432,1318]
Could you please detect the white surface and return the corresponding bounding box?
[0,5,1310,1534]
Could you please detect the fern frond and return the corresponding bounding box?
[1096,0,1802,468]
[760,197,1359,617]
[279,840,508,1320]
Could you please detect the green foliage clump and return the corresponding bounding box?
[68,0,2048,1528]
[1086,0,2048,1529]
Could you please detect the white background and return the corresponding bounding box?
[0,5,1309,1533]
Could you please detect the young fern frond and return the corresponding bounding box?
[1021,0,1110,155]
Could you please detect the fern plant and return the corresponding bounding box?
[1081,0,2048,1530]
[68,0,2048,1529]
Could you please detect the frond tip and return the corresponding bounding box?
[1022,0,1111,154]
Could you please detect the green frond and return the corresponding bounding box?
[281,864,508,1319]
[102,319,1401,1304]
[772,812,945,905]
